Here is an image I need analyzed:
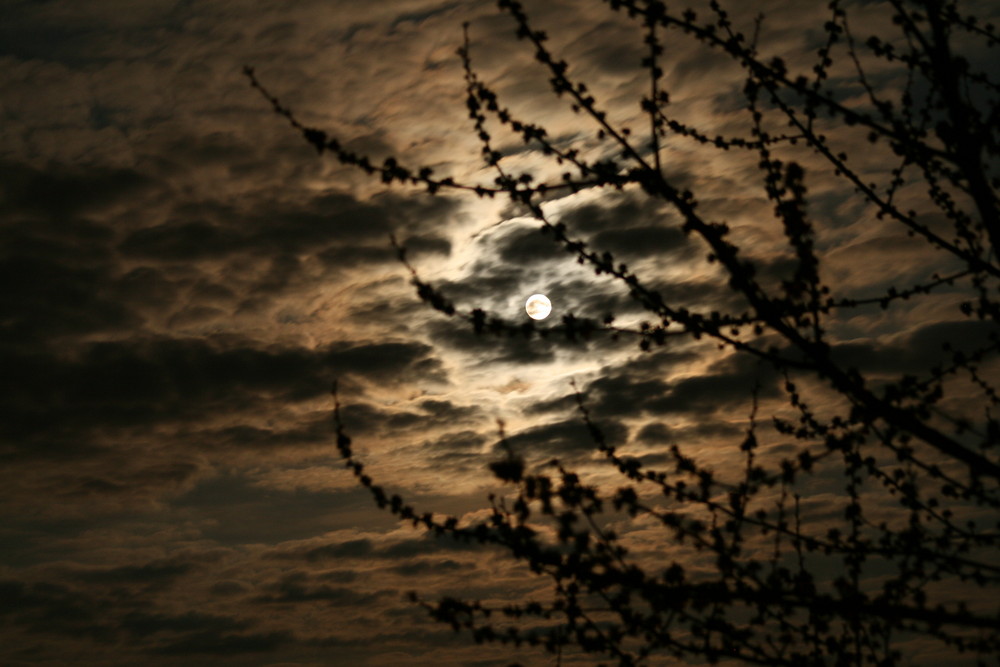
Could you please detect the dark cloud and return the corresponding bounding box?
[496,224,566,266]
[120,610,249,638]
[0,198,150,346]
[367,399,482,431]
[560,192,671,234]
[1,336,444,453]
[155,132,266,178]
[0,579,117,642]
[328,399,485,448]
[119,190,456,270]
[523,349,697,422]
[501,417,630,457]
[427,318,559,364]
[304,538,375,561]
[553,189,698,262]
[209,580,250,596]
[635,422,672,445]
[421,430,491,470]
[436,266,537,308]
[172,475,397,545]
[74,561,193,587]
[0,581,292,660]
[254,572,388,606]
[116,266,181,306]
[317,569,360,584]
[426,428,488,452]
[0,160,461,371]
[590,225,691,261]
[389,558,471,576]
[0,254,143,345]
[0,160,154,220]
[151,630,293,656]
[643,272,748,315]
[588,375,672,416]
[299,532,487,565]
[202,419,335,452]
[119,220,231,261]
[644,366,777,416]
[516,348,777,444]
[318,228,451,278]
[476,196,699,313]
[381,534,488,558]
[831,319,998,376]
[523,390,580,415]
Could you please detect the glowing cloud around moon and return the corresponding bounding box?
[525,294,552,320]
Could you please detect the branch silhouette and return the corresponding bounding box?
[253,0,999,664]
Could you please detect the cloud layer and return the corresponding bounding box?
[1,0,996,664]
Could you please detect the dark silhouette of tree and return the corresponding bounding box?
[248,0,999,664]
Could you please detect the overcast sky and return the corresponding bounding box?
[2,0,998,665]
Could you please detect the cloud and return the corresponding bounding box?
[118,190,456,264]
[495,224,567,266]
[295,531,488,564]
[2,336,445,444]
[1,0,994,664]
[254,572,389,607]
[831,319,998,376]
[303,538,375,561]
[590,225,691,261]
[170,474,393,544]
[120,610,249,638]
[591,347,779,418]
[426,318,559,365]
[500,416,630,458]
[0,253,143,344]
[151,630,293,655]
[74,561,193,587]
[389,558,471,576]
[0,160,154,219]
[0,579,118,643]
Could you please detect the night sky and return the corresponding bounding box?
[2,0,998,665]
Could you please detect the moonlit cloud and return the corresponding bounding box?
[1,0,996,663]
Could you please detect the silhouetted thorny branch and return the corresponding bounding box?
[255,0,1000,664]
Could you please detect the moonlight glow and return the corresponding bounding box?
[525,294,552,320]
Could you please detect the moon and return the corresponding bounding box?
[525,293,552,320]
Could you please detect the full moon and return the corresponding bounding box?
[525,293,552,320]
